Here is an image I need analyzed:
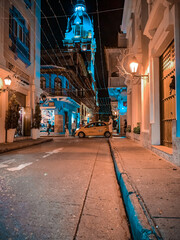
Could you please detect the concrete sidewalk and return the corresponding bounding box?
[109,137,180,240]
[0,138,53,154]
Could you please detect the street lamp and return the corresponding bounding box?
[129,57,149,81]
[129,57,139,74]
[116,49,149,81]
[4,76,12,86]
[0,76,12,93]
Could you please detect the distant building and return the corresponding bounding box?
[63,0,96,83]
[104,32,128,134]
[40,0,98,135]
[0,0,41,143]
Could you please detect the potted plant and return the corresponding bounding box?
[5,94,20,143]
[31,103,42,139]
[133,122,140,134]
[133,122,141,141]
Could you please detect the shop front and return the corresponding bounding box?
[40,97,80,136]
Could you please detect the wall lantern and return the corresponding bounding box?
[116,49,149,82]
[129,57,149,81]
[130,57,139,74]
[0,76,12,94]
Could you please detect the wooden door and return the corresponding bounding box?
[160,41,176,148]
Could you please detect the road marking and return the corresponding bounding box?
[0,164,8,169]
[7,162,32,171]
[42,148,63,158]
[1,159,16,164]
[0,159,16,169]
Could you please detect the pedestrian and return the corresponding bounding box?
[65,123,69,137]
[47,121,51,135]
[71,120,76,136]
[124,119,127,134]
[108,116,113,137]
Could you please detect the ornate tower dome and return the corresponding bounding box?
[64,0,94,41]
[63,0,96,81]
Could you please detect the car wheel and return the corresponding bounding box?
[78,132,85,138]
[104,131,111,138]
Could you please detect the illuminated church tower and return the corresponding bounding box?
[63,0,96,83]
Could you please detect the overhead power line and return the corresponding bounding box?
[0,7,124,20]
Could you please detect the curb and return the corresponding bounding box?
[0,138,53,154]
[108,139,162,240]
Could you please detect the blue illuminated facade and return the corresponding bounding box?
[9,6,30,66]
[63,0,96,82]
[40,66,80,136]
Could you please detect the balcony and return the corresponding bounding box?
[43,88,80,104]
[108,77,126,88]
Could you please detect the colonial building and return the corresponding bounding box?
[63,0,96,84]
[105,32,128,134]
[40,0,98,135]
[119,0,180,165]
[0,0,41,143]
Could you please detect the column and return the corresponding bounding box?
[0,91,8,143]
[127,89,132,127]
[150,57,161,145]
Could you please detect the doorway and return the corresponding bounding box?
[160,41,176,148]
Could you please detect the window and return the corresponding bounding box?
[14,20,17,37]
[40,77,46,89]
[85,123,95,128]
[54,77,62,89]
[75,25,80,36]
[96,122,106,127]
[79,88,85,97]
[24,0,32,9]
[54,77,62,95]
[19,25,23,42]
[9,6,30,65]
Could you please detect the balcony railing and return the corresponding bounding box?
[108,77,126,88]
[42,88,80,103]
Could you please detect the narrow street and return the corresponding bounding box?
[0,138,131,240]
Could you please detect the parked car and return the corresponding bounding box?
[75,122,111,138]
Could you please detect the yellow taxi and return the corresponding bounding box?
[75,121,111,138]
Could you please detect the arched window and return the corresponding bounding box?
[54,77,62,95]
[40,77,46,89]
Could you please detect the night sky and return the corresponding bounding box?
[41,0,124,114]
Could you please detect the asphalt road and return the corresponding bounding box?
[0,138,131,240]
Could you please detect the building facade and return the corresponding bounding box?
[0,0,41,143]
[120,0,180,165]
[40,0,98,135]
[63,0,96,84]
[105,32,128,134]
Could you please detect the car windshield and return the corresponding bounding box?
[85,123,96,128]
[95,122,106,127]
[85,122,106,128]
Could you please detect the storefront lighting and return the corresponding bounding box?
[0,75,12,94]
[4,76,12,86]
